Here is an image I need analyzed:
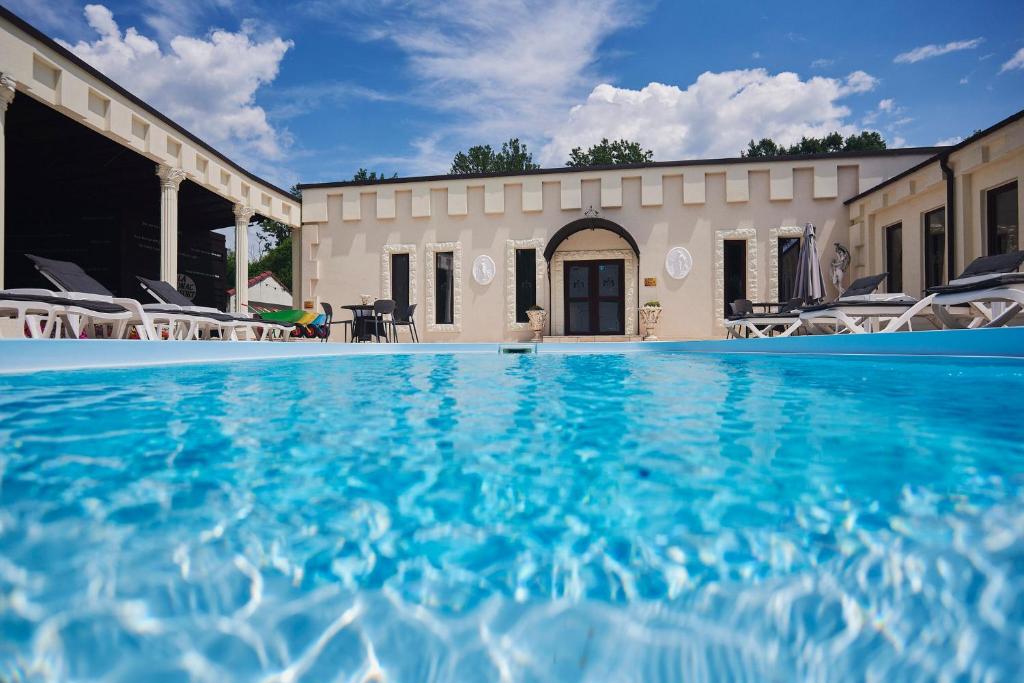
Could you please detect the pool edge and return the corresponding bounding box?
[1,327,1023,375]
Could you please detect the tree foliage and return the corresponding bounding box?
[228,184,300,293]
[566,138,654,167]
[450,138,540,174]
[352,168,398,181]
[741,131,886,158]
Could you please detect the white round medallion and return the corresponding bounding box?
[472,255,496,285]
[665,247,693,280]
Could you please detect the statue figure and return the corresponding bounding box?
[830,242,851,290]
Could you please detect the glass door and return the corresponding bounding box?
[564,259,625,335]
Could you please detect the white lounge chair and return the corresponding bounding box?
[137,276,294,341]
[880,251,1024,332]
[0,289,66,338]
[725,298,805,339]
[797,273,933,334]
[15,254,176,340]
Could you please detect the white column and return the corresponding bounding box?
[0,74,15,290]
[156,164,186,286]
[232,204,255,313]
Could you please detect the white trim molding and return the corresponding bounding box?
[714,228,758,326]
[380,244,417,307]
[505,238,546,331]
[768,226,804,302]
[551,249,637,336]
[424,241,463,332]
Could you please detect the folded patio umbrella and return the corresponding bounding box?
[793,222,826,304]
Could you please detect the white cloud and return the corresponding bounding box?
[810,58,834,69]
[891,136,907,148]
[894,38,983,64]
[335,0,640,174]
[59,4,293,173]
[878,98,895,112]
[751,51,762,59]
[959,76,969,85]
[1000,47,1024,73]
[935,136,963,146]
[839,70,879,94]
[541,69,880,165]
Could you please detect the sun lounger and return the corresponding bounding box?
[5,255,165,339]
[725,298,805,339]
[0,289,67,338]
[879,251,1024,332]
[137,276,294,341]
[797,273,934,334]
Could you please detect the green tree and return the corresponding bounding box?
[742,138,784,158]
[228,184,300,293]
[740,130,886,158]
[450,138,540,174]
[352,168,397,181]
[841,130,887,151]
[566,138,654,167]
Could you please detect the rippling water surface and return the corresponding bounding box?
[1,351,1023,681]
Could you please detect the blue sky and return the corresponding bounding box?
[8,0,1024,188]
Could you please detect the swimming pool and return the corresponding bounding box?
[1,350,1022,681]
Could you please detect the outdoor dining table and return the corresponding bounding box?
[341,304,379,341]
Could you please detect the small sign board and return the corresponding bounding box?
[303,300,314,310]
[644,277,657,287]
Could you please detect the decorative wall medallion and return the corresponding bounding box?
[472,255,496,285]
[665,247,693,280]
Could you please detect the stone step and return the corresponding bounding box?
[542,335,644,343]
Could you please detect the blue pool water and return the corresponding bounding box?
[1,351,1023,681]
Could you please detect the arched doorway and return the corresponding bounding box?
[545,217,640,337]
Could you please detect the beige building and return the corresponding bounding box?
[0,7,300,314]
[2,4,1020,343]
[297,150,942,341]
[847,110,1023,299]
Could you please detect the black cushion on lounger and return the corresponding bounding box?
[926,272,1024,295]
[26,254,114,296]
[144,305,240,322]
[58,299,128,314]
[801,298,918,312]
[957,251,1024,278]
[137,276,195,307]
[840,273,887,298]
[0,291,70,305]
[1,291,128,313]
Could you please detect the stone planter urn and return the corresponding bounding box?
[526,307,547,341]
[639,303,663,341]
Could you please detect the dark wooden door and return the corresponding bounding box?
[564,259,625,335]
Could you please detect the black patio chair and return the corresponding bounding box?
[318,302,334,342]
[391,303,419,342]
[363,299,395,342]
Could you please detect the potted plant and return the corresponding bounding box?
[639,300,663,341]
[526,304,547,341]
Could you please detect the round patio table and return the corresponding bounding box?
[341,304,380,342]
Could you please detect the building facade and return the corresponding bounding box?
[297,150,938,341]
[227,270,293,312]
[847,111,1023,298]
[0,7,300,313]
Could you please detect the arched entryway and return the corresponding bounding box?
[545,217,640,337]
